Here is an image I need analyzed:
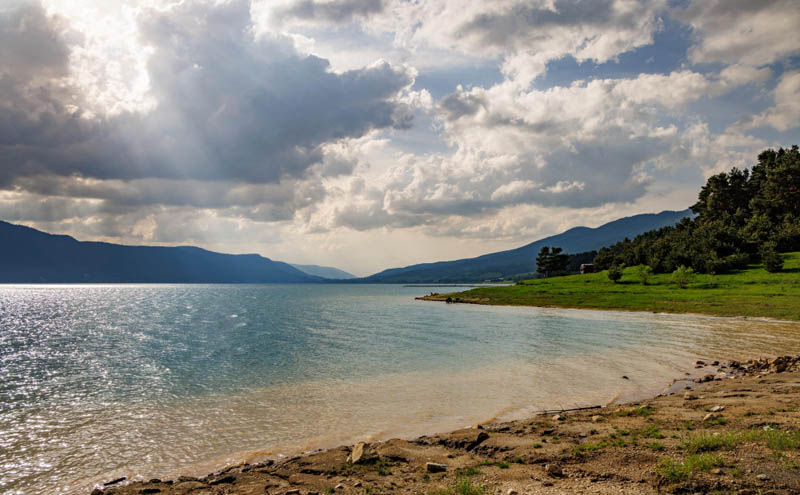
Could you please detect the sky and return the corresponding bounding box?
[1,0,799,276]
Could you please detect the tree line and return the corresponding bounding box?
[593,145,799,274]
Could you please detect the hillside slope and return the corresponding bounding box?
[362,209,692,283]
[291,264,356,279]
[0,221,320,283]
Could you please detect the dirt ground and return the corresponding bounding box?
[96,357,800,495]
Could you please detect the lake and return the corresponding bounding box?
[2,284,799,494]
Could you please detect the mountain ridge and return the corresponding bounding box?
[0,221,321,283]
[359,209,693,283]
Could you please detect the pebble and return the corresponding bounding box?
[426,462,447,473]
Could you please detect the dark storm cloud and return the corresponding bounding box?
[0,0,412,187]
[277,0,384,23]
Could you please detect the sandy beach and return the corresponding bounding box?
[92,355,800,495]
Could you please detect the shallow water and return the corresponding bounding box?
[1,284,798,494]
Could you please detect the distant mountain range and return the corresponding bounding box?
[291,264,356,279]
[359,209,692,283]
[0,209,690,284]
[0,221,321,283]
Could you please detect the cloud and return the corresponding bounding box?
[730,71,800,132]
[276,0,384,23]
[674,0,800,65]
[0,0,414,187]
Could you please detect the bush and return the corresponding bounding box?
[761,243,784,273]
[607,264,623,283]
[637,265,653,285]
[672,266,694,289]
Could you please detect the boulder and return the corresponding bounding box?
[348,442,366,464]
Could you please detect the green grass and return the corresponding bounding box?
[658,454,726,482]
[680,429,800,454]
[455,467,482,477]
[426,253,800,320]
[429,477,487,495]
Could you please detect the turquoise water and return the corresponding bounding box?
[1,284,799,494]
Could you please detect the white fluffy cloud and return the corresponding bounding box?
[674,0,800,66]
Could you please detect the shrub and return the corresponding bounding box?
[672,265,694,289]
[607,264,623,283]
[637,265,653,285]
[762,243,784,273]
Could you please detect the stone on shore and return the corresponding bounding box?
[426,462,447,473]
[545,464,563,477]
[348,442,366,464]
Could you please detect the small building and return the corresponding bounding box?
[580,263,595,274]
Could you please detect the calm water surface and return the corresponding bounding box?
[1,284,799,494]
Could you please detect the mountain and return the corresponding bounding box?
[291,264,356,279]
[0,221,320,283]
[361,209,693,283]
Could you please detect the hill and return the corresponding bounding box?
[361,209,692,283]
[0,221,320,283]
[291,264,356,279]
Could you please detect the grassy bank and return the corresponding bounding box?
[420,252,800,321]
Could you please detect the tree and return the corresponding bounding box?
[536,246,569,278]
[607,264,623,283]
[761,243,784,273]
[672,266,694,289]
[637,265,653,285]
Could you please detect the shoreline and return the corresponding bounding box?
[91,356,800,495]
[416,294,800,325]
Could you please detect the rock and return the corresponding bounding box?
[545,464,563,477]
[90,490,103,495]
[308,492,320,495]
[426,462,447,473]
[348,442,366,464]
[622,375,629,380]
[709,405,725,413]
[507,489,518,495]
[703,413,717,421]
[591,415,603,422]
[148,479,161,484]
[103,477,126,486]
[174,482,207,491]
[466,431,490,451]
[756,474,769,481]
[285,490,300,495]
[139,489,161,494]
[552,414,565,421]
[335,483,344,490]
[711,468,722,475]
[696,360,706,366]
[684,392,697,400]
[354,481,363,487]
[711,360,719,366]
[209,475,236,485]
